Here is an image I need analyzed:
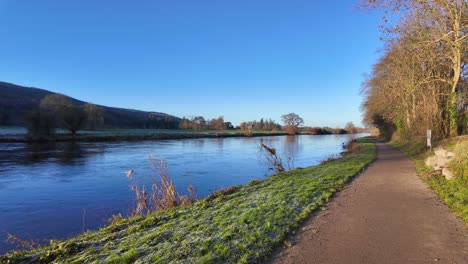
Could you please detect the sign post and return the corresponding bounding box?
[426,129,432,151]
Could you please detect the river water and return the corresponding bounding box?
[0,134,364,254]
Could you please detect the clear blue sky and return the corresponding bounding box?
[0,0,382,127]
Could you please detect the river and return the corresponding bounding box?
[0,134,364,254]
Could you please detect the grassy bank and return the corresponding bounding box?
[390,136,468,223]
[1,142,376,263]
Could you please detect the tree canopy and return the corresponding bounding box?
[281,113,304,135]
[281,113,304,127]
[361,0,467,139]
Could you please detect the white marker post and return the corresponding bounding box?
[427,129,432,151]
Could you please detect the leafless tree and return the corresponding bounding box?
[281,113,304,135]
[84,103,104,130]
[40,94,86,135]
[361,0,467,139]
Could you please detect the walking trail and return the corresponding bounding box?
[270,142,467,264]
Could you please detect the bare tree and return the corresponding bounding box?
[84,103,104,130]
[25,109,55,137]
[281,113,304,135]
[191,116,206,130]
[360,0,467,139]
[208,116,225,130]
[345,122,358,134]
[40,94,86,135]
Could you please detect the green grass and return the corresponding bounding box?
[390,137,468,223]
[1,143,376,263]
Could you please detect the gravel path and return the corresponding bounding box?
[270,142,468,264]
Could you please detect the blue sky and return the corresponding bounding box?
[0,0,382,127]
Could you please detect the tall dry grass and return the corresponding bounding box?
[127,157,197,217]
[260,143,285,173]
[342,138,360,154]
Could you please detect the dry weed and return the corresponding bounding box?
[260,143,285,173]
[6,233,39,251]
[342,138,360,154]
[127,157,197,217]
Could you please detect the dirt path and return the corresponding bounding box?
[270,142,467,264]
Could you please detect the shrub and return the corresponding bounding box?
[342,138,361,154]
[284,125,297,135]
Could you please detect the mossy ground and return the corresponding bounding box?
[390,136,468,223]
[1,142,376,264]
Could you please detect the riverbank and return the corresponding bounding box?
[0,129,289,143]
[0,127,365,143]
[0,140,376,263]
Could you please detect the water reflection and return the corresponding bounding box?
[182,138,205,149]
[0,142,104,167]
[214,138,224,153]
[255,135,302,172]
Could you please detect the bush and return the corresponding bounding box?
[284,125,297,135]
[342,138,361,154]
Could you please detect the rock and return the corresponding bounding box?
[434,148,447,157]
[434,147,456,159]
[437,156,450,167]
[425,156,449,170]
[425,156,436,167]
[442,168,454,180]
[425,146,458,178]
[425,147,457,172]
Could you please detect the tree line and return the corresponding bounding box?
[25,98,361,137]
[361,0,467,140]
[178,116,234,130]
[239,118,282,132]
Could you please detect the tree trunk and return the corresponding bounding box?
[449,44,461,137]
[448,91,459,137]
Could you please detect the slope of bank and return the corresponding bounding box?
[0,141,376,263]
[271,141,467,264]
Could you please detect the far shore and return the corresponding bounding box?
[0,128,359,143]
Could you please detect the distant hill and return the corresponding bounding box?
[0,81,181,128]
